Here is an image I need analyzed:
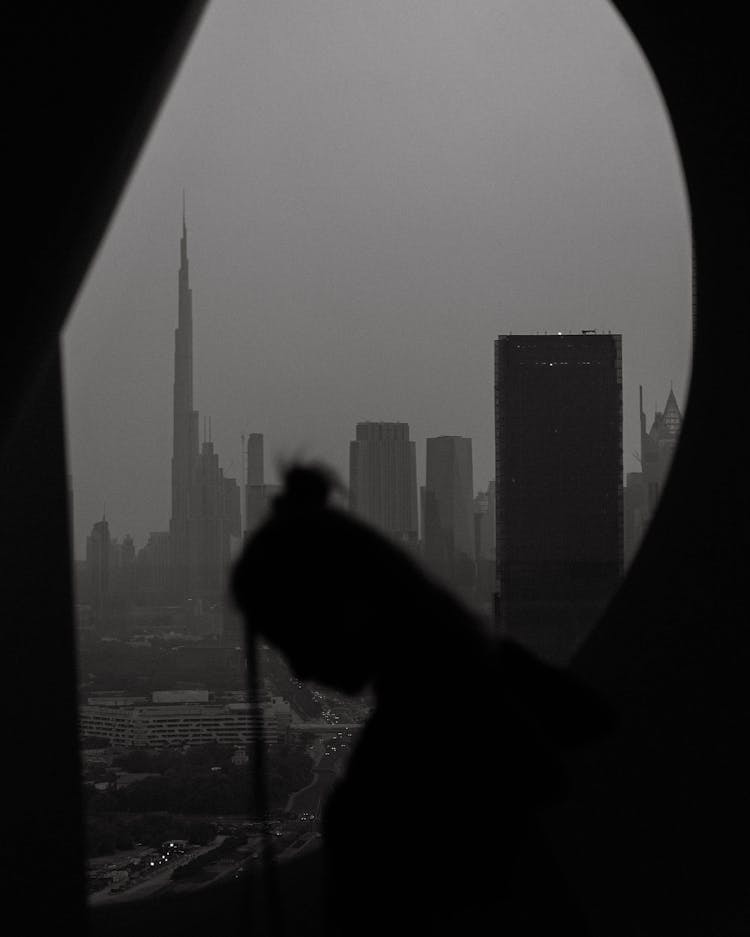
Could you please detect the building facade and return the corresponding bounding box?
[422,436,475,595]
[244,433,280,539]
[86,517,111,624]
[348,421,419,545]
[494,333,623,665]
[79,689,292,749]
[186,440,241,599]
[135,531,172,601]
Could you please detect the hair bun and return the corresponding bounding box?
[276,463,335,514]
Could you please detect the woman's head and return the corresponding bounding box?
[231,463,440,693]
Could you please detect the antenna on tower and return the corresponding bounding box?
[209,416,212,443]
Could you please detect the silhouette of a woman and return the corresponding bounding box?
[232,463,612,935]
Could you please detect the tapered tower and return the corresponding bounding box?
[169,196,200,599]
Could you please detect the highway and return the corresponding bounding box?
[87,719,360,907]
[88,836,232,906]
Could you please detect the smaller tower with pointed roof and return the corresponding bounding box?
[625,385,683,565]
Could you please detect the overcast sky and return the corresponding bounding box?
[63,0,692,559]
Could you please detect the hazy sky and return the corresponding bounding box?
[63,0,692,559]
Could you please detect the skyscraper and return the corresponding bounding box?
[86,516,110,625]
[624,384,682,566]
[423,436,475,594]
[169,198,200,600]
[168,202,240,603]
[244,433,280,538]
[349,422,419,545]
[640,384,682,515]
[494,333,623,665]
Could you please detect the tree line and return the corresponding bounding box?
[84,741,314,857]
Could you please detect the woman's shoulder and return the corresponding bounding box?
[491,638,618,748]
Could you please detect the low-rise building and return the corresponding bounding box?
[79,688,291,749]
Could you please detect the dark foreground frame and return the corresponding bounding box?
[1,4,745,935]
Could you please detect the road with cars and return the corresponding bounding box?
[87,700,364,906]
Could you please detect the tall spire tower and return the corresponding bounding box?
[169,195,199,599]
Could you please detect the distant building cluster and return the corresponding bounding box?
[73,209,681,669]
[76,211,251,640]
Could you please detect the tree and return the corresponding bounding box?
[186,820,215,845]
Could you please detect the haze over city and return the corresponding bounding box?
[62,0,692,558]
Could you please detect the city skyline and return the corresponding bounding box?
[62,0,692,558]
[65,206,686,561]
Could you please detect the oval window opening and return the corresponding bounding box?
[63,0,692,900]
